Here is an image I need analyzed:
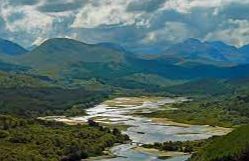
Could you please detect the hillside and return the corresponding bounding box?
[0,115,129,161]
[160,38,249,66]
[0,38,248,91]
[0,38,27,56]
[0,72,51,88]
[17,38,124,73]
[165,79,235,96]
[189,125,249,161]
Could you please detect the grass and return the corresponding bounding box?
[141,98,249,128]
[190,124,249,161]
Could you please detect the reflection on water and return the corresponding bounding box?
[101,144,190,161]
[44,97,230,161]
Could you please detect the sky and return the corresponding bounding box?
[0,0,249,51]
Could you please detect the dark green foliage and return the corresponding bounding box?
[189,125,249,161]
[0,71,50,88]
[144,93,249,127]
[0,38,249,161]
[0,61,29,72]
[143,140,206,153]
[0,115,129,161]
[166,79,235,96]
[0,87,110,117]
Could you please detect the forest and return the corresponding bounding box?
[0,115,129,161]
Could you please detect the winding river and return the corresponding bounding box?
[42,97,231,161]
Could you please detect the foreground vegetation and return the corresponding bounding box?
[142,124,249,161]
[0,115,129,161]
[189,124,249,161]
[142,85,249,161]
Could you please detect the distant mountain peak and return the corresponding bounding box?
[161,38,247,65]
[183,38,202,44]
[0,38,28,56]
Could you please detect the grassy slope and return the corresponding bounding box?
[0,71,52,88]
[142,77,249,127]
[190,125,249,161]
[166,79,235,96]
[143,94,249,127]
[12,38,125,77]
[0,87,111,117]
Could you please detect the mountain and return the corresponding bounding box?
[0,38,28,56]
[0,38,249,90]
[11,38,127,77]
[97,42,130,54]
[239,44,249,61]
[240,44,249,54]
[27,44,38,51]
[165,78,234,96]
[160,38,246,66]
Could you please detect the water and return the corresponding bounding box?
[43,97,230,161]
[100,144,191,161]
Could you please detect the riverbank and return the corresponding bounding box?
[134,146,188,159]
[151,118,233,135]
[141,96,249,128]
[39,96,234,161]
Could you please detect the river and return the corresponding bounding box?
[41,97,231,161]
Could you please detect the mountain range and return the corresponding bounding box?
[159,38,249,66]
[0,37,248,91]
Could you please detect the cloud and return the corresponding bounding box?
[143,21,195,44]
[71,0,147,28]
[0,0,248,49]
[205,19,249,47]
[0,2,53,33]
[162,0,247,13]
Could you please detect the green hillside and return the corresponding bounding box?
[14,38,126,77]
[0,38,248,161]
[189,125,249,161]
[166,79,235,96]
[1,38,249,91]
[0,87,111,117]
[0,72,51,88]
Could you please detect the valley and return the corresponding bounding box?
[0,38,248,161]
[1,1,249,160]
[41,97,232,161]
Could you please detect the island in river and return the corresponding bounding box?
[40,96,232,161]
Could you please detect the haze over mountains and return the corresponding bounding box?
[0,37,248,93]
[0,38,28,56]
[1,37,249,64]
[161,38,249,66]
